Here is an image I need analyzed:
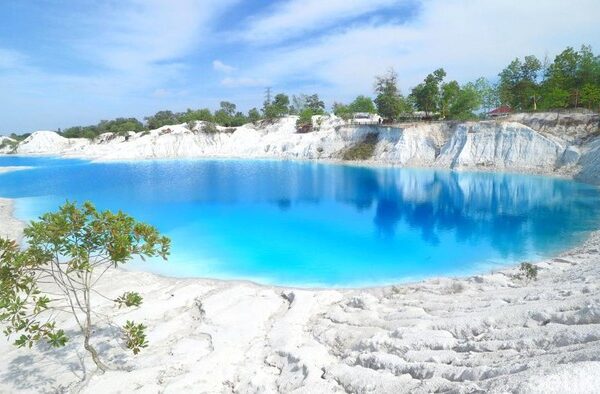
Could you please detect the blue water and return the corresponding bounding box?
[1,156,599,287]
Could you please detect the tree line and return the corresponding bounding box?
[54,93,329,138]
[335,45,600,122]
[7,44,598,140]
[498,45,600,111]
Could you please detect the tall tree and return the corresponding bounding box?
[348,95,376,113]
[179,108,213,123]
[543,47,581,107]
[581,83,600,110]
[411,68,447,116]
[214,101,243,126]
[498,56,541,110]
[305,94,325,114]
[472,77,500,113]
[541,86,570,109]
[247,108,261,123]
[450,82,481,120]
[263,93,290,119]
[440,80,460,119]
[145,110,180,130]
[439,80,481,120]
[332,102,352,120]
[374,68,407,121]
[291,94,325,115]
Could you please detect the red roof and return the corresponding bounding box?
[488,105,512,115]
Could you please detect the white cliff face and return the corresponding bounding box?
[16,130,89,154]
[508,111,600,143]
[578,136,600,184]
[436,122,566,171]
[7,114,600,184]
[374,123,453,165]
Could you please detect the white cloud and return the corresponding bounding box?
[0,0,241,132]
[234,0,600,100]
[240,0,404,44]
[11,0,241,94]
[213,60,236,73]
[5,0,600,132]
[80,1,232,69]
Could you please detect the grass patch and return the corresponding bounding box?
[513,262,539,284]
[342,132,379,160]
[202,122,219,134]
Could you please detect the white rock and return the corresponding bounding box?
[6,116,598,185]
[16,130,89,154]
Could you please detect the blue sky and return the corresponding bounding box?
[1,0,599,133]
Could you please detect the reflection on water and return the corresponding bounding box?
[0,157,599,286]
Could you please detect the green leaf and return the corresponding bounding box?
[115,291,143,308]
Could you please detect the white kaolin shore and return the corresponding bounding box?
[0,112,599,393]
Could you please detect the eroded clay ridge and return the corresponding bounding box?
[3,111,599,185]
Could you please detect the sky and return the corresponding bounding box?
[1,0,599,133]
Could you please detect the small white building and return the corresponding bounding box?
[351,112,382,124]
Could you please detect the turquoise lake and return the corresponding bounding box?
[1,156,599,287]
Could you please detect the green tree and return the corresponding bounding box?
[332,102,352,120]
[220,101,236,117]
[305,94,325,114]
[439,80,481,120]
[576,45,599,86]
[98,118,145,136]
[263,93,290,119]
[291,94,325,115]
[472,77,500,114]
[179,108,213,123]
[348,95,376,113]
[60,118,146,139]
[145,110,180,130]
[294,94,325,130]
[498,56,541,110]
[230,111,248,127]
[214,101,246,126]
[450,82,481,120]
[296,108,314,130]
[61,126,98,139]
[522,56,543,110]
[410,68,447,116]
[581,83,600,110]
[374,68,406,121]
[498,58,522,107]
[0,202,170,372]
[543,47,581,108]
[247,108,261,123]
[9,133,31,141]
[440,80,460,119]
[541,86,570,109]
[538,45,600,109]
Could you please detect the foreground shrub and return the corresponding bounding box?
[0,202,170,372]
[296,108,314,133]
[513,262,539,283]
[202,122,219,134]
